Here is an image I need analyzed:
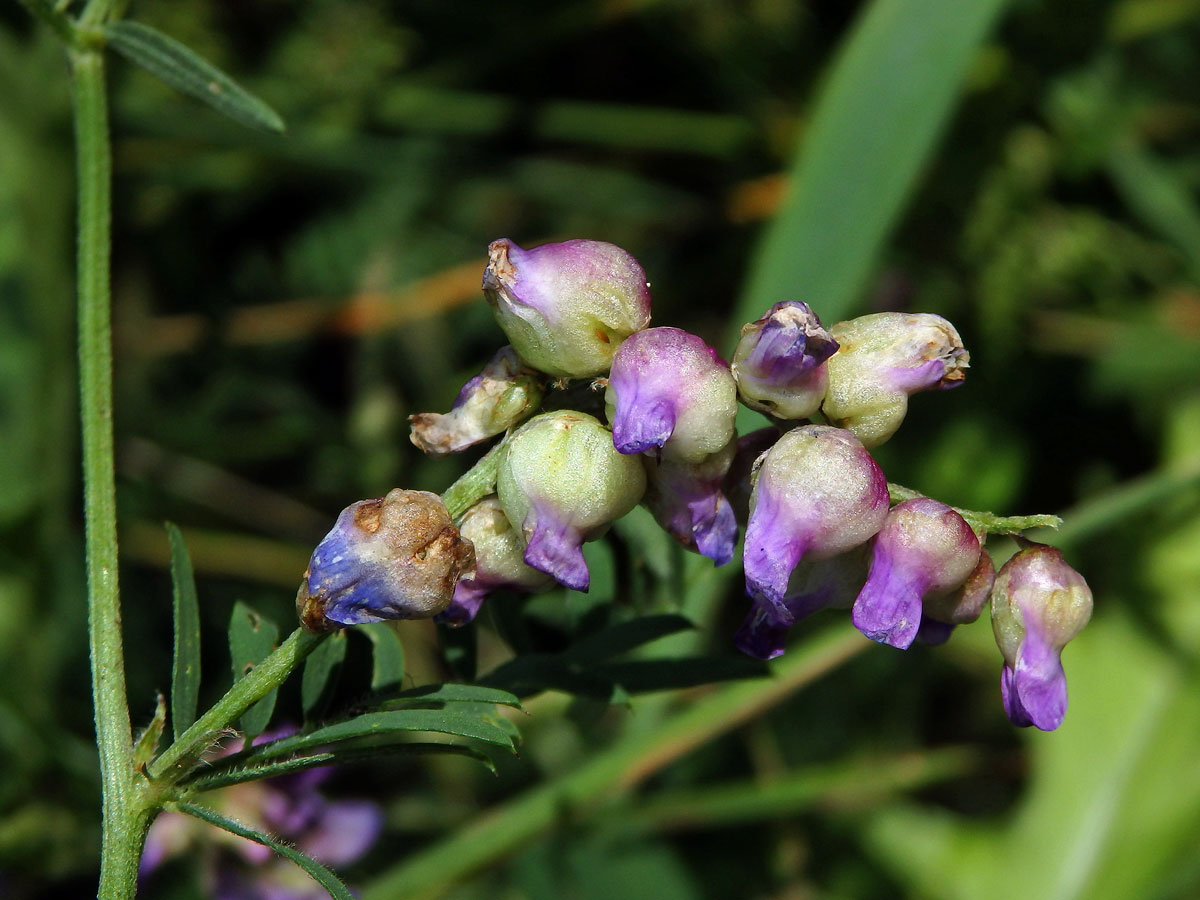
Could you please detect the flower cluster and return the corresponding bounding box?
[298,238,1092,731]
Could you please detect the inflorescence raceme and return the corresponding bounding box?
[297,238,1092,732]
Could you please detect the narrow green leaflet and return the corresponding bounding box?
[103,21,286,134]
[166,522,201,741]
[558,615,695,665]
[228,602,280,742]
[359,623,406,692]
[187,741,498,791]
[233,708,518,763]
[385,683,524,710]
[301,631,347,722]
[173,801,354,900]
[481,654,624,700]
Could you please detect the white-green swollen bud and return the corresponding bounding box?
[483,238,652,378]
[410,347,544,456]
[437,496,554,626]
[604,327,738,463]
[822,312,969,448]
[992,543,1092,731]
[497,411,646,591]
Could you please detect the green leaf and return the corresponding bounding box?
[166,522,201,741]
[359,623,406,692]
[102,21,285,134]
[384,683,524,710]
[734,0,1007,329]
[301,631,347,723]
[173,800,354,900]
[237,708,519,761]
[228,602,280,742]
[560,615,695,665]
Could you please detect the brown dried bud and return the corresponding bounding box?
[296,489,475,632]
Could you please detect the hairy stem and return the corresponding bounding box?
[72,46,146,900]
[148,627,326,784]
[441,437,508,520]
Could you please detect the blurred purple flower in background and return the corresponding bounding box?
[140,731,383,899]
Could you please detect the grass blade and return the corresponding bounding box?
[735,0,1007,329]
[166,522,201,741]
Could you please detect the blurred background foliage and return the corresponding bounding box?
[2,0,1200,897]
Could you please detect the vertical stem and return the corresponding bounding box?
[73,47,143,899]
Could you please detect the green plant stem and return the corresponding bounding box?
[148,627,326,784]
[15,0,78,43]
[363,626,865,900]
[441,438,507,519]
[72,45,147,900]
[887,481,1062,534]
[79,0,118,27]
[619,745,982,834]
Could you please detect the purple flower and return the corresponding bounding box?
[642,439,738,566]
[483,238,652,377]
[731,301,838,420]
[141,731,384,900]
[823,312,969,448]
[296,489,475,632]
[410,347,543,456]
[735,548,868,660]
[436,496,554,626]
[604,327,738,463]
[497,411,645,591]
[851,499,981,649]
[742,425,889,648]
[991,543,1092,731]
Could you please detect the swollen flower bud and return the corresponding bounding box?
[743,425,889,632]
[736,547,868,660]
[497,411,645,591]
[917,546,995,645]
[642,439,738,566]
[731,301,838,420]
[437,497,554,626]
[605,327,738,462]
[410,347,543,456]
[822,312,969,448]
[297,490,475,632]
[991,543,1092,731]
[483,238,652,378]
[851,499,981,649]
